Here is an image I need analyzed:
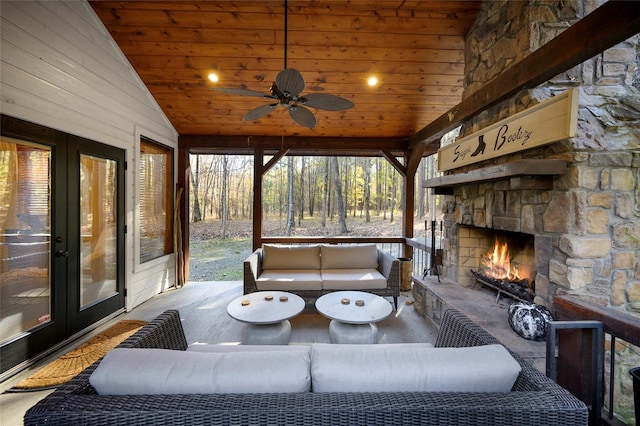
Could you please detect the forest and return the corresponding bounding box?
[189,154,441,238]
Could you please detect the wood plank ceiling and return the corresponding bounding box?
[89,1,481,144]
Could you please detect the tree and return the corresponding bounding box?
[298,157,305,225]
[321,157,329,228]
[330,157,347,234]
[285,156,295,236]
[363,157,371,222]
[417,157,426,219]
[190,155,202,222]
[221,155,229,238]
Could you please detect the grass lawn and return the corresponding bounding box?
[188,237,252,281]
[187,215,428,281]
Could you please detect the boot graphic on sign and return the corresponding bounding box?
[471,134,486,157]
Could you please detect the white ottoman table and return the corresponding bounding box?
[227,291,305,345]
[315,291,392,344]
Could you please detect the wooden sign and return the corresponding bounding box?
[438,88,578,172]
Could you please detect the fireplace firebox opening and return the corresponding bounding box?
[456,226,536,302]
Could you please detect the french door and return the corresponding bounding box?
[0,116,125,375]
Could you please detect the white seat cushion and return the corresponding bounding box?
[310,343,521,393]
[320,244,378,269]
[90,348,311,394]
[257,269,322,290]
[321,269,387,289]
[262,244,321,270]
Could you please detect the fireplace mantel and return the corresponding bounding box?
[424,159,567,194]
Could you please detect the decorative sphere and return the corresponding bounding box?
[508,302,553,341]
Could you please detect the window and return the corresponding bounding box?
[139,137,173,263]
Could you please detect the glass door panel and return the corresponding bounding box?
[79,154,117,309]
[0,137,52,344]
[66,138,124,335]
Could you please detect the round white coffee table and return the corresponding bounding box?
[315,291,393,344]
[227,291,305,345]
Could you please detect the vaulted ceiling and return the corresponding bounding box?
[89,1,482,141]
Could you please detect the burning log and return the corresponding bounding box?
[471,269,535,303]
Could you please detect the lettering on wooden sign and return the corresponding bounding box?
[438,88,578,172]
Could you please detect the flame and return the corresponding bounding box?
[482,238,520,281]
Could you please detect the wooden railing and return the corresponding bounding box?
[261,236,406,257]
[554,294,640,425]
[261,236,436,279]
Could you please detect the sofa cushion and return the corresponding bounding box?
[257,269,322,291]
[321,244,378,269]
[262,244,321,270]
[310,343,521,393]
[90,347,311,395]
[321,269,387,290]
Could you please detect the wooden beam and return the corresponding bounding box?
[406,146,423,178]
[180,135,406,155]
[380,150,407,177]
[262,149,289,174]
[554,294,640,347]
[423,159,567,188]
[402,151,415,258]
[408,1,640,154]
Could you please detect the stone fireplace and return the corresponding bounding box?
[428,0,639,313]
[417,1,638,421]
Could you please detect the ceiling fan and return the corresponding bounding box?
[213,1,354,129]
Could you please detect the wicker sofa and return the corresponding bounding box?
[244,244,401,308]
[24,308,587,426]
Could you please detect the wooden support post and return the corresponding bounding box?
[177,146,190,281]
[402,151,415,259]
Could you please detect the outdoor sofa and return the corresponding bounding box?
[24,308,587,426]
[244,243,401,308]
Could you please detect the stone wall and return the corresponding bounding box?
[439,1,639,421]
[445,0,640,315]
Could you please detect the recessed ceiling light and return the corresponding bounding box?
[208,72,219,83]
[367,76,378,87]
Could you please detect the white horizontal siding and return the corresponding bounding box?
[1,1,179,311]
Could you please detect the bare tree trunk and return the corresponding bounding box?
[221,155,229,238]
[418,157,425,219]
[390,169,397,224]
[363,157,371,222]
[190,155,202,222]
[285,156,295,236]
[352,157,357,217]
[298,157,305,225]
[382,161,387,220]
[308,158,316,216]
[375,158,382,214]
[321,157,329,227]
[331,157,348,234]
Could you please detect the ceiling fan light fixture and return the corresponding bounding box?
[367,76,379,87]
[208,72,219,83]
[212,0,353,128]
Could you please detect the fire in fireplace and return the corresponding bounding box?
[457,228,536,303]
[481,238,523,281]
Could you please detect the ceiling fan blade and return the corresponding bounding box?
[276,68,305,97]
[244,103,279,121]
[289,105,316,128]
[302,93,354,111]
[214,87,273,98]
